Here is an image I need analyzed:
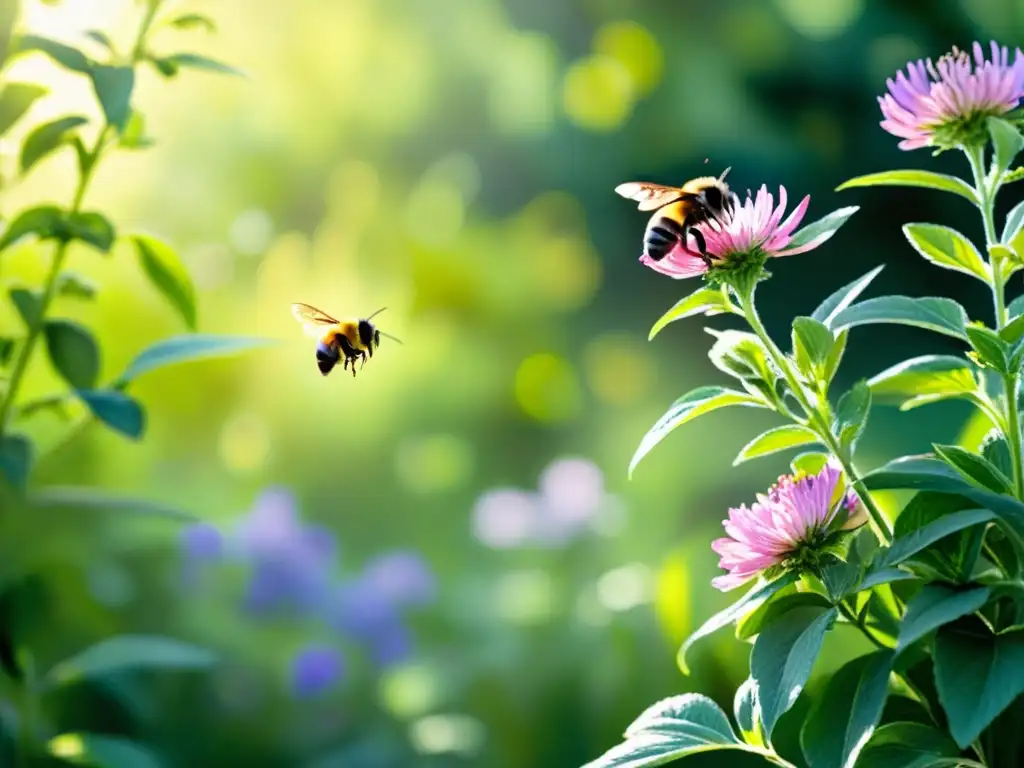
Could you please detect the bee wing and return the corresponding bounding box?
[291,303,339,338]
[614,182,686,212]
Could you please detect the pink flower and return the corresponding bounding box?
[640,185,824,280]
[879,41,1024,150]
[711,462,860,591]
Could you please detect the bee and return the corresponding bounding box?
[291,303,402,378]
[615,167,736,268]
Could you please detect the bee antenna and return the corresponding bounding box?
[378,331,403,345]
[365,306,388,321]
[719,166,732,181]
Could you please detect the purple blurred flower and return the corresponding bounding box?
[879,41,1024,150]
[472,488,541,549]
[181,522,224,561]
[291,644,345,697]
[362,550,437,607]
[536,457,605,544]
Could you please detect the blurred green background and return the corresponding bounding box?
[2,0,1024,766]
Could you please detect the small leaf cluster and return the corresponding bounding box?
[588,111,1024,766]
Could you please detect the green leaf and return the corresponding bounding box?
[15,394,72,421]
[84,29,115,53]
[811,264,886,328]
[989,116,1024,175]
[66,211,115,253]
[0,434,33,492]
[0,83,47,136]
[836,169,978,203]
[89,65,134,131]
[44,320,100,390]
[791,451,829,476]
[897,585,990,652]
[0,204,65,251]
[118,110,153,149]
[677,573,799,675]
[831,295,969,340]
[859,567,918,591]
[887,490,990,583]
[44,635,216,689]
[56,271,97,300]
[965,324,1011,373]
[1011,293,1024,321]
[857,722,961,768]
[874,508,996,570]
[1000,312,1024,347]
[154,52,245,78]
[734,425,819,466]
[706,329,775,383]
[980,428,1013,479]
[867,355,977,410]
[933,443,1013,494]
[737,592,832,641]
[785,205,858,253]
[902,223,990,281]
[20,115,88,174]
[0,338,13,365]
[114,334,276,388]
[9,287,42,327]
[835,380,871,453]
[130,234,196,329]
[630,386,767,477]
[733,678,763,747]
[1002,200,1024,246]
[28,486,195,522]
[581,694,745,768]
[168,13,217,33]
[77,390,144,439]
[11,34,91,72]
[750,604,835,738]
[800,650,894,768]
[792,316,834,379]
[47,733,162,768]
[934,620,1024,749]
[649,287,735,340]
[822,328,848,387]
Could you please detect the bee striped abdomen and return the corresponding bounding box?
[644,217,684,262]
[315,338,340,376]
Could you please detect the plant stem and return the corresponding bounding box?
[738,286,893,543]
[966,144,1024,501]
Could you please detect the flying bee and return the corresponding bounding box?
[291,303,402,378]
[615,167,737,268]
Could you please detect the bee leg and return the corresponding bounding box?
[687,227,713,269]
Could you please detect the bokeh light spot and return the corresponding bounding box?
[409,714,486,757]
[773,0,864,40]
[495,569,555,625]
[405,177,466,247]
[488,30,558,136]
[48,734,84,760]
[584,333,655,407]
[719,6,790,71]
[529,235,602,311]
[867,35,924,91]
[379,663,439,719]
[514,353,582,423]
[562,55,634,132]
[395,433,474,494]
[596,563,653,612]
[219,412,271,474]
[654,548,693,646]
[229,208,274,256]
[472,488,539,548]
[593,20,663,96]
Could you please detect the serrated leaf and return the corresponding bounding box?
[47,733,162,768]
[677,573,799,674]
[169,13,217,33]
[831,296,969,340]
[751,604,835,738]
[78,390,144,439]
[89,65,134,131]
[811,265,886,328]
[835,380,870,453]
[836,170,978,203]
[649,287,735,340]
[20,115,88,174]
[933,443,1013,494]
[965,324,1011,373]
[28,486,195,522]
[857,722,960,768]
[0,204,65,251]
[0,434,33,492]
[581,694,745,768]
[9,287,42,327]
[114,334,276,388]
[897,585,990,651]
[785,205,858,252]
[706,329,775,383]
[989,116,1024,175]
[902,223,989,281]
[934,620,1024,748]
[43,635,216,689]
[980,429,1013,479]
[734,424,819,466]
[631,386,767,476]
[733,679,763,747]
[43,320,99,389]
[873,508,995,571]
[11,34,91,72]
[130,234,196,329]
[0,82,47,136]
[867,355,977,410]
[799,650,894,768]
[66,211,115,253]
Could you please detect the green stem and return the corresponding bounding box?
[966,144,1024,502]
[738,285,893,543]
